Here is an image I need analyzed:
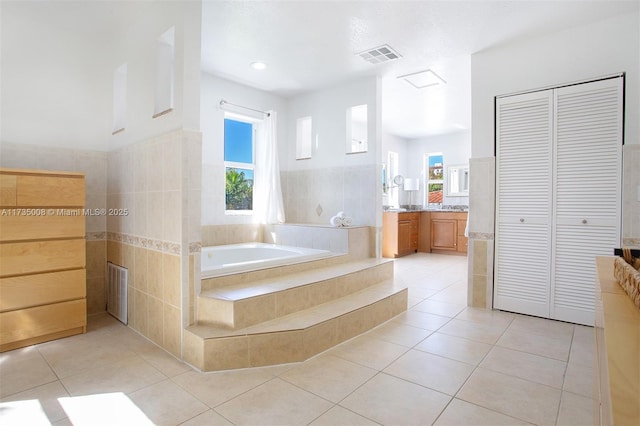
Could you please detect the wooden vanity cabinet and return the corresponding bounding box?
[430,212,468,255]
[382,212,419,258]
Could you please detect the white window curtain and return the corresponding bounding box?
[254,111,286,224]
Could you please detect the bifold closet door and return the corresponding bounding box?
[495,77,623,326]
[494,90,554,318]
[551,78,623,325]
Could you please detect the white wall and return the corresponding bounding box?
[109,1,202,150]
[200,72,288,225]
[1,1,202,152]
[1,1,112,150]
[471,12,639,158]
[381,132,409,207]
[284,77,380,171]
[407,130,471,206]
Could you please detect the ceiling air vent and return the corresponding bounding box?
[357,44,402,65]
[397,69,446,89]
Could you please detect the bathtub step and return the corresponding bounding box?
[184,280,408,371]
[197,258,394,329]
[200,252,350,292]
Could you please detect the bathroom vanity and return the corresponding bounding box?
[382,209,468,257]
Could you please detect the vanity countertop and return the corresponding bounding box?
[384,207,469,213]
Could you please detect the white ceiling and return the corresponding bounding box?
[201,1,638,139]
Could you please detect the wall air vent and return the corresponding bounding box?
[357,44,402,65]
[398,69,446,89]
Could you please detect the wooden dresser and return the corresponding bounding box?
[0,168,86,352]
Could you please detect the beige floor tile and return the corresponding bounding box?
[434,398,532,425]
[563,362,595,398]
[415,332,493,365]
[497,327,572,361]
[341,372,450,425]
[280,354,377,403]
[557,391,597,426]
[406,286,439,299]
[0,348,58,398]
[137,345,193,378]
[61,355,166,396]
[384,349,475,395]
[180,409,234,426]
[455,307,516,328]
[568,326,595,369]
[0,381,70,423]
[308,405,379,426]
[172,368,274,408]
[0,398,54,425]
[429,285,468,305]
[38,334,138,379]
[57,392,154,425]
[327,335,408,370]
[215,378,333,426]
[480,346,567,389]
[392,310,452,330]
[438,318,510,344]
[457,368,561,425]
[412,299,467,317]
[366,321,433,347]
[509,315,575,341]
[128,379,208,426]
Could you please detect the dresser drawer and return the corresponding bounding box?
[0,239,85,277]
[0,269,86,312]
[0,213,85,242]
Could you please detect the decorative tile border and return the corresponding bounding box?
[469,232,494,240]
[86,232,107,241]
[189,242,201,254]
[107,231,182,255]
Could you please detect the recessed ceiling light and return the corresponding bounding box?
[397,69,446,89]
[356,44,402,65]
[250,61,267,70]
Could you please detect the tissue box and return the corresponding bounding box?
[614,256,640,311]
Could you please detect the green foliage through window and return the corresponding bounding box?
[225,168,253,210]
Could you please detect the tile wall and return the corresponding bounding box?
[622,144,640,248]
[281,165,378,227]
[0,142,108,314]
[106,129,202,358]
[467,157,495,308]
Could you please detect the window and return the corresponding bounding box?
[224,115,255,211]
[424,153,444,205]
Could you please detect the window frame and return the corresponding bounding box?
[424,152,444,206]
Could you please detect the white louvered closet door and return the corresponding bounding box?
[551,78,623,325]
[494,90,554,318]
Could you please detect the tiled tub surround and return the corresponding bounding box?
[0,142,108,315]
[281,164,379,227]
[202,223,375,260]
[185,257,408,371]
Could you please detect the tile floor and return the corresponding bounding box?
[0,253,596,425]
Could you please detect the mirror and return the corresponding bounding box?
[446,164,469,196]
[346,104,368,153]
